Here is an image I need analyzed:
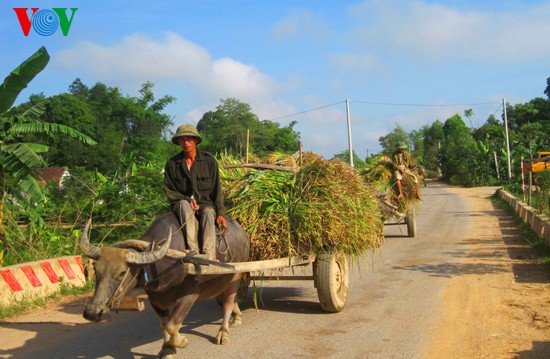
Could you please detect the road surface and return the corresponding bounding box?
[1,182,549,358]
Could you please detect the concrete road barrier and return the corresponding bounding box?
[0,255,86,307]
[497,189,550,246]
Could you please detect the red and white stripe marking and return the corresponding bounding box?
[0,256,86,306]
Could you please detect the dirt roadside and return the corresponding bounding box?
[424,187,550,358]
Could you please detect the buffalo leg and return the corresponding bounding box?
[230,301,243,327]
[215,278,240,345]
[151,305,174,345]
[151,301,190,358]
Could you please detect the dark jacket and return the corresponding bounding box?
[392,150,414,169]
[163,150,226,217]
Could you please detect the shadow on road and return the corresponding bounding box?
[0,284,326,358]
[493,200,550,284]
[0,294,247,358]
[516,341,550,358]
[390,195,550,284]
[239,286,323,315]
[392,262,509,278]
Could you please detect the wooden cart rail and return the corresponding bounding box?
[119,239,314,275]
[119,240,348,312]
[179,254,315,275]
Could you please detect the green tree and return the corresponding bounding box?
[378,124,408,155]
[197,98,300,157]
[409,129,424,165]
[473,115,506,181]
[440,114,479,186]
[519,122,546,161]
[332,150,367,169]
[422,120,444,177]
[504,94,549,176]
[251,119,300,155]
[37,93,96,168]
[523,97,550,149]
[30,80,175,173]
[123,82,175,163]
[198,98,259,156]
[507,102,539,132]
[0,47,96,260]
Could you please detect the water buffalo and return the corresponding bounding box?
[80,212,250,358]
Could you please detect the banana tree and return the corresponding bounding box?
[0,47,96,261]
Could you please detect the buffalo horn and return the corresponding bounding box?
[80,219,102,260]
[126,228,172,265]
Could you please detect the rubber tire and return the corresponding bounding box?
[314,251,349,313]
[406,207,417,237]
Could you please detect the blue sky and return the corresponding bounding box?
[1,1,549,158]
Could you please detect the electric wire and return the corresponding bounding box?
[268,101,345,121]
[352,100,501,107]
[267,99,502,122]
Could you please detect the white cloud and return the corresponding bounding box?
[55,32,278,102]
[54,31,288,132]
[350,0,550,63]
[210,58,276,99]
[271,9,329,42]
[56,32,211,85]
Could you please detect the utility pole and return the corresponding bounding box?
[245,129,250,163]
[503,98,512,181]
[493,150,500,180]
[346,99,354,168]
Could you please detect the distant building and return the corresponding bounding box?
[36,167,70,188]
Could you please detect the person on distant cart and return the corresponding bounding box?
[392,141,422,201]
[163,124,228,260]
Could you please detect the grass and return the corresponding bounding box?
[220,152,385,260]
[0,279,94,320]
[491,195,550,265]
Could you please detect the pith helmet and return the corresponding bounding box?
[396,141,407,149]
[172,124,202,144]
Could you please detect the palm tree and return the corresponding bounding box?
[0,47,96,261]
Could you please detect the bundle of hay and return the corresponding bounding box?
[220,152,384,261]
[360,155,419,217]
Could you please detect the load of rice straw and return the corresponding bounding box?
[360,155,419,216]
[219,152,384,261]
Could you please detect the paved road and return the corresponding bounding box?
[1,182,485,358]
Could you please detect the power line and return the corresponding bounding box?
[492,103,504,117]
[268,101,345,121]
[352,100,501,107]
[267,99,502,122]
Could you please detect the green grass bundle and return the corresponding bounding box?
[220,153,384,260]
[361,155,419,215]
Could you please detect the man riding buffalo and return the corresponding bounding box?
[164,124,228,260]
[81,125,250,358]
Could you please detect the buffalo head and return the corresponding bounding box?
[80,220,172,321]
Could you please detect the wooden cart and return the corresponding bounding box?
[378,193,416,238]
[122,162,350,313]
[178,249,348,313]
[120,248,349,313]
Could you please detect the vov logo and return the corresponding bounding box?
[13,8,78,36]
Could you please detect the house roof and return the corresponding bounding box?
[36,167,68,187]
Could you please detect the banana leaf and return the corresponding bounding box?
[0,47,50,114]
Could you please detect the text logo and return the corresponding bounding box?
[13,8,78,36]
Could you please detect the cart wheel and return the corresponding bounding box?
[216,273,250,306]
[406,207,416,237]
[314,251,349,313]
